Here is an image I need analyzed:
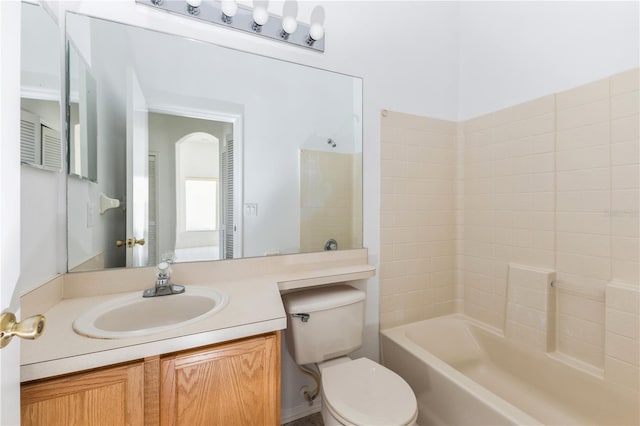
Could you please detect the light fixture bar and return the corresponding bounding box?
[135,0,325,52]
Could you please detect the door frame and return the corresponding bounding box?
[0,1,23,424]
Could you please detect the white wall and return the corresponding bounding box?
[19,100,62,290]
[21,2,59,97]
[15,3,64,296]
[458,1,640,120]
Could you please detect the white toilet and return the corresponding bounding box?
[282,285,418,426]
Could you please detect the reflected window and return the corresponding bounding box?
[185,178,218,231]
[174,132,220,255]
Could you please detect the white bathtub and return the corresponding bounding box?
[380,314,639,426]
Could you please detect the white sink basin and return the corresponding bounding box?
[73,286,228,339]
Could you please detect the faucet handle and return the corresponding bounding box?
[156,261,171,278]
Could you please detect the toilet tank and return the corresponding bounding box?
[282,285,365,365]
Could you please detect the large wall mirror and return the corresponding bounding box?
[65,12,363,273]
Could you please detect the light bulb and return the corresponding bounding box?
[221,0,237,23]
[309,23,324,41]
[281,15,298,36]
[252,6,269,27]
[306,22,324,46]
[186,0,202,6]
[221,0,237,17]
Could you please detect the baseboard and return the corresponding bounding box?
[280,398,322,425]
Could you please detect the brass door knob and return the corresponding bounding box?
[0,312,45,349]
[116,238,145,248]
[127,237,145,248]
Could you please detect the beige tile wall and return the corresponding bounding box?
[554,78,611,367]
[505,263,555,351]
[557,69,638,369]
[461,68,638,369]
[605,281,639,390]
[380,68,639,371]
[462,94,556,330]
[379,110,459,329]
[610,70,640,287]
[299,150,360,253]
[352,153,363,248]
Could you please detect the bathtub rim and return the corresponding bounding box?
[380,313,542,426]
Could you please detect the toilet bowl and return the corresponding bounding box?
[319,357,418,426]
[282,285,418,426]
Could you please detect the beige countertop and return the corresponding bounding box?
[21,278,286,382]
[20,249,375,382]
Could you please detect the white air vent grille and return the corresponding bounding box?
[20,110,41,165]
[42,125,62,171]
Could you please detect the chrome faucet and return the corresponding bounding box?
[143,262,185,297]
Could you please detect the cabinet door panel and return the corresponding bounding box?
[21,362,144,426]
[161,333,280,426]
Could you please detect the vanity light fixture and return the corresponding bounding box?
[221,0,237,24]
[135,0,325,52]
[251,6,269,32]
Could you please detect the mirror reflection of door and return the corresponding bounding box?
[126,70,149,268]
[220,133,234,260]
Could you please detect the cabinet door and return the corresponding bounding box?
[160,332,280,426]
[21,361,144,426]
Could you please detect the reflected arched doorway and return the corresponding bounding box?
[146,110,242,264]
[174,132,220,262]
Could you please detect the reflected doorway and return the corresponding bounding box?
[147,111,241,264]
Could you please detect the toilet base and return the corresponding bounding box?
[320,402,342,426]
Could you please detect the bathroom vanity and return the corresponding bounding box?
[19,249,374,425]
[22,332,280,425]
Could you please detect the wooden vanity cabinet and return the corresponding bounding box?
[21,361,145,426]
[158,332,280,426]
[21,332,281,426]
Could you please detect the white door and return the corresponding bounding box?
[125,70,149,268]
[0,2,23,424]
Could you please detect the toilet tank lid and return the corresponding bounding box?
[282,285,365,314]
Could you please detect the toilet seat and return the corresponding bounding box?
[321,357,418,426]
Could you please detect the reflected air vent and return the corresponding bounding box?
[41,125,62,171]
[20,110,41,165]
